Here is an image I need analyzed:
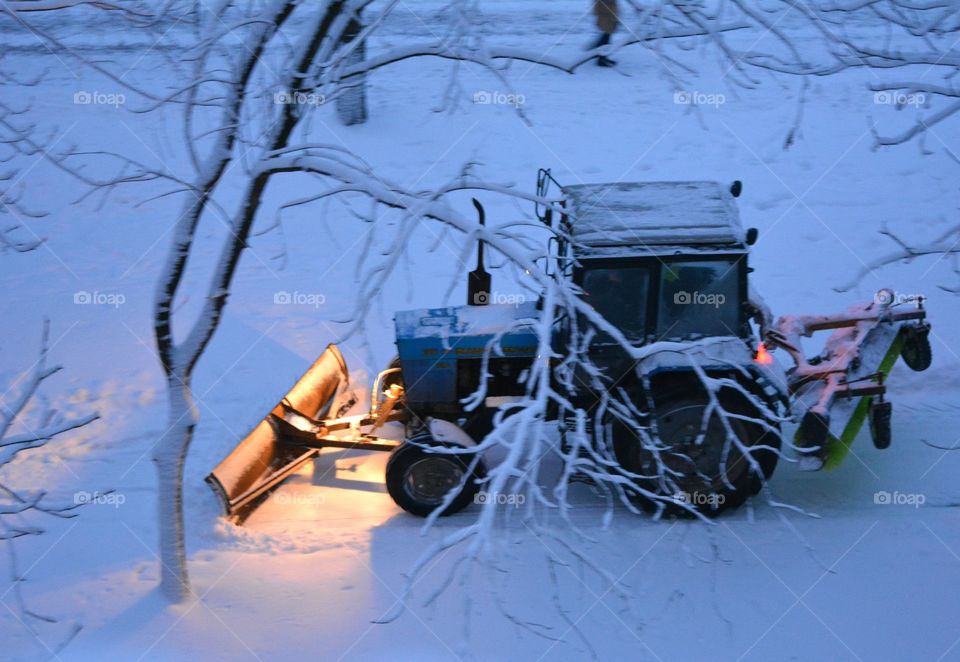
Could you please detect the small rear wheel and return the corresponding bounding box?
[870,400,892,449]
[797,411,831,453]
[385,433,485,517]
[900,324,932,372]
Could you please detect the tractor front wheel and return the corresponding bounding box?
[385,434,486,517]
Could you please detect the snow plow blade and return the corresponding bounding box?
[206,344,350,523]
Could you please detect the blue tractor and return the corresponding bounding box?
[207,174,931,522]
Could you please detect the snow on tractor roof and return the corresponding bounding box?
[562,181,746,256]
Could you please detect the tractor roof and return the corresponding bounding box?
[561,181,746,257]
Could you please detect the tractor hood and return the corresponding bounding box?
[394,301,540,407]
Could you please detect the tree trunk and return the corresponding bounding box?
[153,376,197,602]
[336,12,367,126]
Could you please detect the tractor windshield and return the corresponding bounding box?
[581,266,651,342]
[657,259,742,339]
[578,258,743,344]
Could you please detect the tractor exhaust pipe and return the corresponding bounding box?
[467,198,491,306]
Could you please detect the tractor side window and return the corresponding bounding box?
[581,267,651,341]
[657,260,741,339]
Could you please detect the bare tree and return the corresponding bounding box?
[804,2,960,293]
[836,219,960,295]
[0,21,50,254]
[0,5,148,651]
[0,321,98,653]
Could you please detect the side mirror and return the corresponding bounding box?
[730,180,743,198]
[746,227,759,246]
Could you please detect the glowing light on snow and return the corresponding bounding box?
[754,341,773,365]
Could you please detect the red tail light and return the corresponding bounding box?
[754,341,773,365]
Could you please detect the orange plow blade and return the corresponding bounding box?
[206,344,350,522]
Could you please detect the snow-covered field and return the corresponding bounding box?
[3,2,960,660]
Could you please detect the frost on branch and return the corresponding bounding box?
[835,221,960,295]
[0,321,98,653]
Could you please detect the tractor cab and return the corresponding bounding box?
[561,181,753,345]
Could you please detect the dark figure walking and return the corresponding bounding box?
[591,0,619,67]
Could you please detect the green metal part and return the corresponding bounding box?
[821,331,904,470]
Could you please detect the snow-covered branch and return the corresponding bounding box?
[836,221,960,293]
[0,321,98,650]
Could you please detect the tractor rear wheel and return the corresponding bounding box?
[385,433,486,517]
[614,389,780,517]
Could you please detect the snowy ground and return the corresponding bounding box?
[3,2,960,660]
